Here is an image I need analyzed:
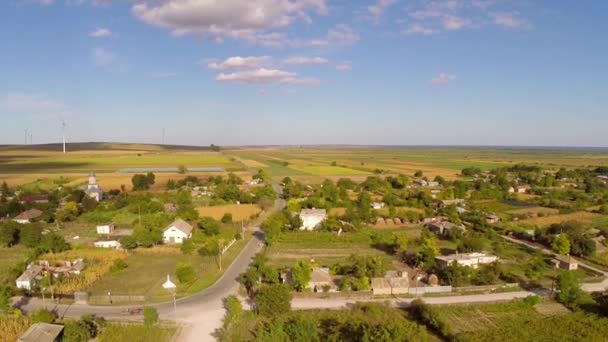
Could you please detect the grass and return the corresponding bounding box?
[196,204,261,221]
[0,315,31,342]
[86,231,251,302]
[98,323,176,342]
[518,211,601,227]
[0,246,30,286]
[288,165,370,176]
[507,206,560,216]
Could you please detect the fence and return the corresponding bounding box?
[221,239,237,255]
[88,295,146,304]
[408,286,452,296]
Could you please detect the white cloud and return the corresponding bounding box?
[335,61,352,72]
[132,0,328,44]
[402,23,436,35]
[368,0,398,21]
[91,47,116,67]
[89,28,112,38]
[431,73,457,86]
[442,15,471,30]
[292,24,359,47]
[216,68,319,85]
[491,12,531,29]
[207,56,272,70]
[0,92,65,115]
[282,56,328,66]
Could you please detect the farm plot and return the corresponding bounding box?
[196,204,261,221]
[518,211,601,227]
[288,165,370,176]
[0,246,30,286]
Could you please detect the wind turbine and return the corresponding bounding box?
[61,120,67,154]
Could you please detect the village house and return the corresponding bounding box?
[18,323,64,342]
[509,185,530,194]
[163,219,193,244]
[84,171,103,201]
[13,208,43,224]
[308,267,338,292]
[427,181,440,187]
[15,264,44,290]
[597,175,608,185]
[372,270,409,295]
[435,252,498,269]
[299,208,327,230]
[96,224,114,235]
[19,194,49,205]
[552,255,579,271]
[427,221,466,236]
[413,179,428,187]
[39,259,86,277]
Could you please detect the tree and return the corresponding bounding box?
[284,314,320,342]
[177,165,188,174]
[552,234,571,255]
[253,169,269,181]
[0,221,19,247]
[0,286,12,313]
[63,316,97,342]
[120,235,137,250]
[176,262,196,283]
[20,224,43,248]
[143,306,158,327]
[221,213,233,224]
[131,173,155,191]
[30,308,56,323]
[198,240,222,269]
[198,217,220,236]
[292,260,311,292]
[40,233,70,253]
[254,284,292,317]
[414,170,423,177]
[556,271,583,308]
[56,201,80,222]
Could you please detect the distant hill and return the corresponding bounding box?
[0,142,216,152]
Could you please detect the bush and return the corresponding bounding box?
[63,316,98,342]
[110,259,128,275]
[30,308,56,323]
[221,213,233,223]
[143,306,158,327]
[176,262,196,283]
[523,295,541,306]
[409,299,451,338]
[254,284,292,317]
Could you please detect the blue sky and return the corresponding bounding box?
[0,0,607,147]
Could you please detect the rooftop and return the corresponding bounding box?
[165,218,194,234]
[18,323,64,342]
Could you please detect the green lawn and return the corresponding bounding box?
[0,246,30,286]
[98,323,176,342]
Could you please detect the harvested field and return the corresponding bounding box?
[507,206,560,216]
[196,204,261,221]
[289,165,370,176]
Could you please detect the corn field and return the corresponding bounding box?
[0,314,31,342]
[40,249,128,295]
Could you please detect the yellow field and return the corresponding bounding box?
[236,157,268,168]
[507,207,560,216]
[196,204,261,221]
[519,211,601,226]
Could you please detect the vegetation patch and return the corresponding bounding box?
[196,204,261,221]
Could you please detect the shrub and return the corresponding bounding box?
[523,295,541,306]
[143,306,158,327]
[30,308,56,323]
[221,213,233,223]
[176,262,196,283]
[254,284,292,317]
[110,259,128,275]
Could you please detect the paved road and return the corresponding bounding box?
[14,230,266,342]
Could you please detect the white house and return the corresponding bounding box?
[435,252,498,269]
[96,224,114,235]
[84,171,103,201]
[94,239,121,249]
[299,209,327,230]
[372,202,385,210]
[16,264,43,290]
[13,208,43,224]
[163,219,193,244]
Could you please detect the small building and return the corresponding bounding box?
[308,267,337,292]
[13,208,43,224]
[440,199,466,207]
[427,181,440,187]
[510,185,529,194]
[163,219,193,244]
[435,252,498,269]
[414,179,428,187]
[96,224,115,235]
[94,239,121,249]
[486,214,501,224]
[84,171,103,201]
[427,221,466,236]
[17,323,64,342]
[552,255,579,271]
[299,209,327,230]
[19,194,49,204]
[372,271,409,295]
[372,202,385,210]
[16,264,43,290]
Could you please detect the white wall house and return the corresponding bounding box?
[163,219,193,244]
[299,209,327,230]
[13,208,43,224]
[96,224,114,235]
[94,240,121,249]
[84,171,103,201]
[16,264,43,290]
[435,252,498,269]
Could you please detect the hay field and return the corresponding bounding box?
[289,165,370,176]
[518,211,601,226]
[196,204,261,221]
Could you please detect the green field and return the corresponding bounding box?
[98,323,176,342]
[0,246,29,286]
